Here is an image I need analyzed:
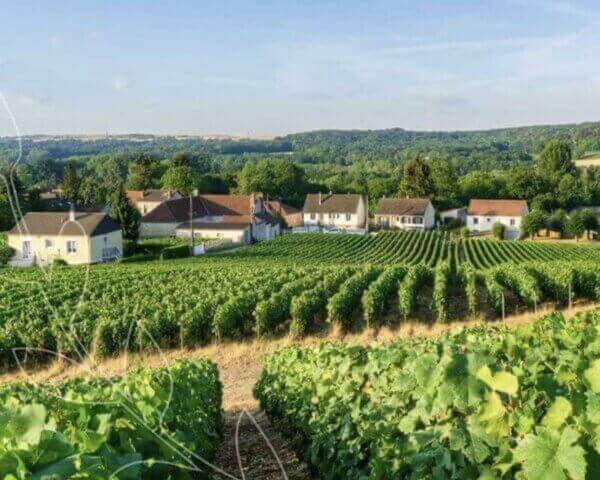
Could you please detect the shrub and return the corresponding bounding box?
[160,243,190,260]
[492,222,505,240]
[460,226,470,239]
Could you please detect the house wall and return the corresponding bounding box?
[253,221,280,241]
[7,231,121,266]
[303,197,366,229]
[284,212,303,228]
[140,222,179,237]
[176,227,250,244]
[375,202,436,230]
[467,214,524,239]
[136,201,163,215]
[89,230,123,262]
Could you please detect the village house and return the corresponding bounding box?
[375,197,436,230]
[302,193,367,230]
[126,190,182,215]
[140,194,279,244]
[6,210,123,266]
[467,199,528,239]
[265,200,303,228]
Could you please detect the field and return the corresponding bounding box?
[255,308,600,479]
[0,231,599,370]
[2,231,600,479]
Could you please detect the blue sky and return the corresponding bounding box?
[1,0,600,136]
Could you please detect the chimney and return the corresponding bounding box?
[318,192,322,205]
[69,203,76,222]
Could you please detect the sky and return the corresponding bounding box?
[1,0,600,136]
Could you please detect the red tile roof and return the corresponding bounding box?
[142,195,256,223]
[468,199,528,217]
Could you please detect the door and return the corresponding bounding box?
[22,241,32,259]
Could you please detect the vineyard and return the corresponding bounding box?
[223,231,600,268]
[255,308,600,480]
[0,252,599,369]
[0,358,222,479]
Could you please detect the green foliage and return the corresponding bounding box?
[398,264,433,319]
[255,309,600,480]
[492,222,505,240]
[460,226,470,239]
[400,153,434,198]
[522,210,548,239]
[362,265,407,327]
[537,139,574,177]
[161,165,199,195]
[327,266,382,327]
[432,261,452,321]
[108,186,140,241]
[60,164,80,204]
[0,358,222,479]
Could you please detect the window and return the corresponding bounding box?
[345,213,351,221]
[401,216,406,224]
[44,239,53,248]
[486,217,491,223]
[510,218,516,226]
[310,213,316,220]
[66,240,77,254]
[473,217,479,225]
[414,216,423,225]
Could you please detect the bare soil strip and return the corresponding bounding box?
[1,303,597,479]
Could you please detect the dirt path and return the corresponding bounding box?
[3,303,598,479]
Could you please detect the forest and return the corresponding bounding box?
[1,121,600,234]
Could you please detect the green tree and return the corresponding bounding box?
[126,153,159,190]
[161,166,199,196]
[578,208,598,239]
[429,156,458,208]
[548,209,567,238]
[521,210,547,239]
[537,139,574,177]
[504,166,546,201]
[565,211,585,241]
[556,174,585,209]
[78,177,99,207]
[109,187,140,241]
[400,154,434,198]
[61,164,80,203]
[458,171,504,203]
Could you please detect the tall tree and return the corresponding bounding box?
[109,186,140,241]
[578,208,599,240]
[161,166,198,196]
[399,154,434,198]
[126,153,159,190]
[61,164,80,203]
[537,139,574,177]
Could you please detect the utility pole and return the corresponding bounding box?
[189,194,194,256]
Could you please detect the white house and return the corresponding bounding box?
[140,194,279,243]
[375,198,435,230]
[7,211,123,266]
[302,193,367,230]
[467,199,528,239]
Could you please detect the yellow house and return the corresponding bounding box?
[7,211,123,267]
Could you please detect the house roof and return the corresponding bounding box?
[375,198,431,216]
[468,199,528,217]
[265,200,301,216]
[303,193,362,214]
[176,221,251,231]
[142,195,257,223]
[126,189,178,204]
[8,212,121,237]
